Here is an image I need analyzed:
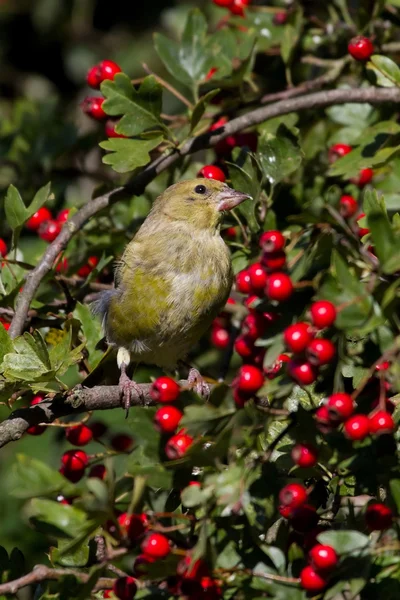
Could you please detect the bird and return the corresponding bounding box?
[89,178,251,411]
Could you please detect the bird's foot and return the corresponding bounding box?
[119,370,143,418]
[187,367,211,399]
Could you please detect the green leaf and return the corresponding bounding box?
[190,89,220,133]
[27,182,52,218]
[8,455,76,499]
[100,136,163,173]
[367,55,400,87]
[180,484,208,507]
[8,548,25,582]
[180,404,234,436]
[0,324,13,368]
[317,530,369,554]
[51,538,90,568]
[326,102,373,128]
[26,498,89,538]
[102,74,165,137]
[73,303,103,368]
[257,126,303,185]
[363,189,400,270]
[227,154,262,232]
[389,479,400,512]
[4,185,28,230]
[3,331,53,382]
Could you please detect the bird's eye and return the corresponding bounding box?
[194,184,207,195]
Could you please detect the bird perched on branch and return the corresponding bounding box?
[89,178,250,411]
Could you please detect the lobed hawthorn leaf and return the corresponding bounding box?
[227,151,262,232]
[3,331,54,382]
[8,455,77,499]
[51,538,90,568]
[257,125,303,185]
[101,74,166,137]
[367,54,400,87]
[317,530,369,554]
[363,189,400,272]
[190,89,220,133]
[26,498,89,538]
[100,135,163,173]
[73,302,103,369]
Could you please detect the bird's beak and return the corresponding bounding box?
[217,188,252,212]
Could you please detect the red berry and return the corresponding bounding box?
[348,35,374,61]
[310,300,337,329]
[206,67,218,80]
[165,430,194,459]
[356,212,370,237]
[300,566,327,593]
[242,313,267,340]
[376,361,390,372]
[234,335,255,359]
[229,0,250,16]
[154,406,183,434]
[234,364,264,394]
[327,392,354,421]
[86,64,102,89]
[248,262,268,293]
[31,395,44,405]
[288,359,318,386]
[26,207,52,231]
[141,533,170,559]
[88,464,107,479]
[309,544,338,573]
[81,96,107,120]
[261,250,286,272]
[284,322,313,354]
[365,503,393,531]
[344,414,370,441]
[211,326,230,349]
[315,405,332,426]
[259,230,285,253]
[273,11,287,25]
[279,483,307,510]
[212,0,233,6]
[150,376,180,403]
[77,256,100,278]
[99,59,122,82]
[55,255,68,273]
[89,421,107,438]
[27,425,46,436]
[105,119,127,138]
[353,167,373,187]
[328,143,352,164]
[369,410,395,435]
[38,219,61,242]
[265,272,293,301]
[103,591,112,599]
[65,424,93,446]
[0,320,10,331]
[291,443,318,468]
[289,504,319,532]
[236,269,252,294]
[339,195,358,218]
[223,226,237,240]
[0,239,7,257]
[264,353,290,379]
[113,576,137,600]
[306,338,336,366]
[61,449,88,471]
[197,165,226,182]
[118,512,148,541]
[111,434,133,452]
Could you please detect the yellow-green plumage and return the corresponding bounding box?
[93,178,249,372]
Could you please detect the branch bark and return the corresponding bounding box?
[9,85,400,338]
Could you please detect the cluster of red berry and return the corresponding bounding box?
[25,206,68,243]
[83,59,123,137]
[212,0,250,17]
[150,376,194,459]
[278,481,393,592]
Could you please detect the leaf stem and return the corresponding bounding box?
[142,63,194,109]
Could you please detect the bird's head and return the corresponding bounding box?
[151,178,251,230]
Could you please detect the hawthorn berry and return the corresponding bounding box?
[259,230,285,253]
[365,503,393,530]
[103,591,112,599]
[150,376,180,403]
[309,544,338,572]
[327,392,354,421]
[310,300,337,329]
[87,60,122,89]
[234,335,255,359]
[38,219,61,242]
[235,269,252,294]
[242,313,267,340]
[118,512,148,541]
[55,255,68,273]
[197,165,226,182]
[229,0,250,16]
[113,576,137,600]
[81,96,107,120]
[141,533,171,559]
[300,565,327,593]
[26,207,52,231]
[57,209,70,224]
[348,36,374,61]
[273,11,287,25]
[154,406,183,434]
[369,410,395,435]
[211,326,230,349]
[344,414,370,441]
[339,195,358,218]
[165,430,194,459]
[234,364,264,394]
[265,272,293,302]
[105,119,127,138]
[0,239,7,257]
[89,421,107,438]
[288,360,318,386]
[65,423,93,446]
[306,338,336,366]
[356,212,370,237]
[212,0,233,6]
[328,143,352,163]
[60,449,88,482]
[291,443,318,468]
[284,322,313,354]
[27,396,46,434]
[77,255,99,278]
[279,483,307,510]
[248,262,268,293]
[0,320,10,331]
[261,250,286,272]
[264,353,290,379]
[352,168,373,187]
[206,67,218,80]
[111,433,133,452]
[88,464,107,479]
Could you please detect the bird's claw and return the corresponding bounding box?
[118,371,143,418]
[187,367,210,399]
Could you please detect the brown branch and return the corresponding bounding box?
[9,86,400,339]
[0,564,114,595]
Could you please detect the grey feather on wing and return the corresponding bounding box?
[90,289,119,327]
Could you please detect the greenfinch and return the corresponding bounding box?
[91,178,250,409]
